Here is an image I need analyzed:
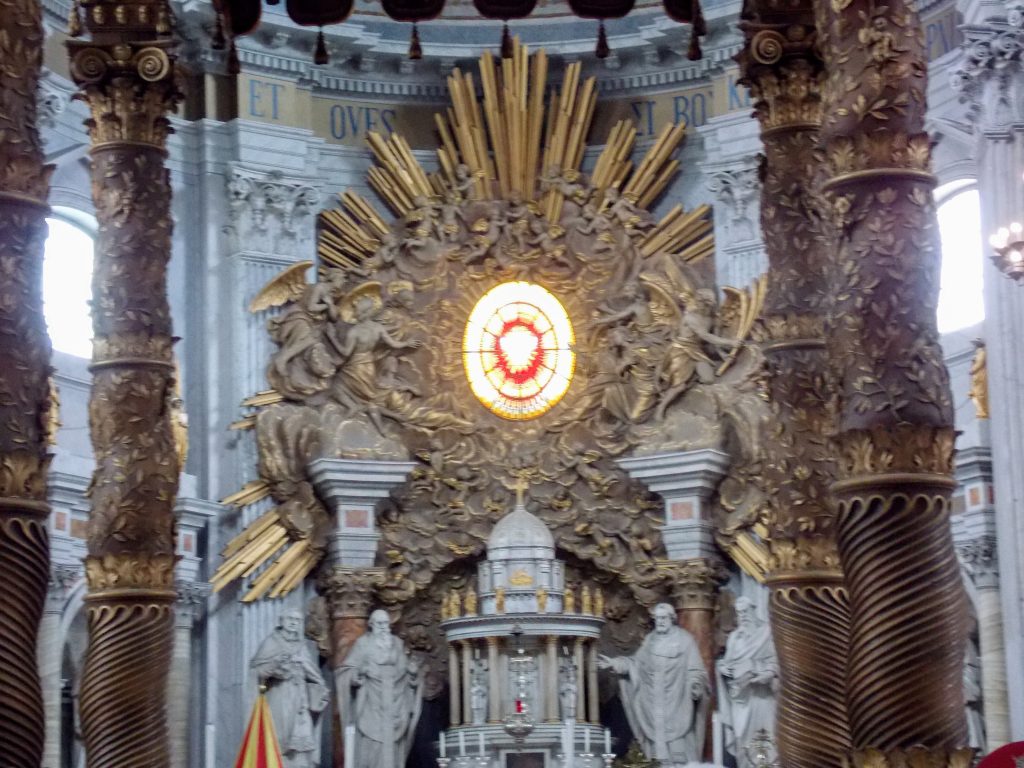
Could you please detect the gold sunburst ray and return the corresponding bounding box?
[218,37,716,602]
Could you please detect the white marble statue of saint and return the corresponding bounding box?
[715,597,779,768]
[337,609,425,768]
[251,610,331,768]
[597,603,710,767]
[559,659,578,720]
[471,659,488,725]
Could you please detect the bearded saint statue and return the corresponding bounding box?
[251,610,331,768]
[598,602,710,766]
[337,609,425,768]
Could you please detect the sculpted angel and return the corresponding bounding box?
[250,261,343,400]
[655,286,742,420]
[327,284,421,433]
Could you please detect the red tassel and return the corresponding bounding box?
[595,20,610,59]
[314,29,329,65]
[409,23,422,60]
[687,26,702,60]
[692,0,706,36]
[227,39,241,74]
[501,23,513,58]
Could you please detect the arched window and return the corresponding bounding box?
[43,210,95,358]
[935,182,985,334]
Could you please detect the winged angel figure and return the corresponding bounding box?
[249,260,471,437]
[576,253,765,454]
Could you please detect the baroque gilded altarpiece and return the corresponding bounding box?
[214,42,771,685]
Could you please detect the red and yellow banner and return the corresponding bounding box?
[233,693,285,768]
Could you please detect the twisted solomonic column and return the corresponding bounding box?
[67,2,182,764]
[815,0,970,759]
[737,12,852,768]
[0,0,54,761]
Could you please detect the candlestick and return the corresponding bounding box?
[345,725,356,768]
[479,732,485,756]
[603,728,611,755]
[584,728,590,755]
[459,731,466,756]
[440,732,447,758]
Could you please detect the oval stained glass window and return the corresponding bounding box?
[462,281,575,420]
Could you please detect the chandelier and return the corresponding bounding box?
[211,0,707,67]
[989,170,1024,282]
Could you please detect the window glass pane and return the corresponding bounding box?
[936,188,985,333]
[43,217,95,358]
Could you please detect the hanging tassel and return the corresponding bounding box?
[211,13,226,50]
[314,28,329,65]
[500,22,513,58]
[228,38,241,75]
[692,0,706,36]
[595,20,610,59]
[686,25,702,60]
[67,0,82,37]
[409,23,422,60]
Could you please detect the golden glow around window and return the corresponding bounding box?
[463,282,575,420]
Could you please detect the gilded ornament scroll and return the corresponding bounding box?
[737,7,853,766]
[816,0,969,752]
[68,8,183,766]
[0,0,54,758]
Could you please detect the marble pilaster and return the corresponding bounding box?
[488,637,502,723]
[450,644,462,726]
[40,564,81,768]
[698,113,768,290]
[958,538,1010,750]
[544,636,558,722]
[952,2,1024,735]
[169,581,210,768]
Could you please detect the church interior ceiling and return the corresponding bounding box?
[213,41,770,670]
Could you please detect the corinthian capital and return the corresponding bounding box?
[957,537,999,588]
[951,1,1024,123]
[318,566,385,619]
[661,558,728,611]
[226,165,321,256]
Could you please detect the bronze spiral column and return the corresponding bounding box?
[815,0,970,758]
[0,0,54,760]
[67,2,182,764]
[737,14,852,768]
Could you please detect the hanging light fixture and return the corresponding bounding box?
[991,221,1024,282]
[990,171,1024,282]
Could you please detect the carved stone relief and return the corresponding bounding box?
[226,166,322,257]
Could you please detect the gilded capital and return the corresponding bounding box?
[68,40,181,148]
[661,558,728,611]
[318,566,384,619]
[84,552,176,594]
